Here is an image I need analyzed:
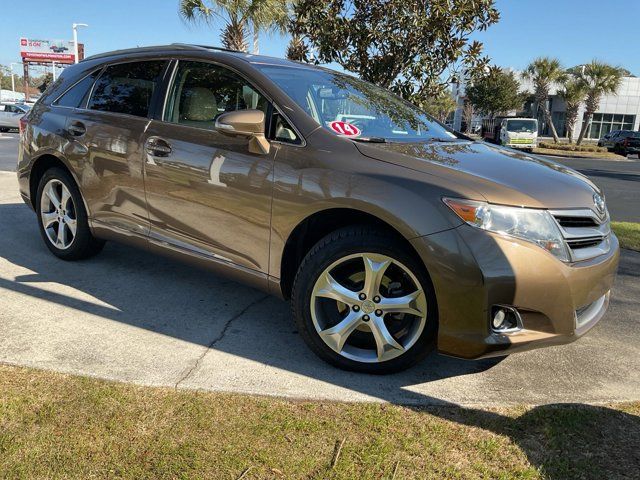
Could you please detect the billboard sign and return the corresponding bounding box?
[19,38,82,64]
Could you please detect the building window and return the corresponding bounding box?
[584,113,636,139]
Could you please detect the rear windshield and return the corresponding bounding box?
[506,119,537,133]
[255,65,455,142]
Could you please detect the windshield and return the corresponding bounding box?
[506,119,537,133]
[256,65,456,142]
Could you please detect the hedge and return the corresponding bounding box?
[538,142,608,153]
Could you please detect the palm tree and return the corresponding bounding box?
[575,61,624,145]
[558,77,587,143]
[286,33,308,62]
[179,0,289,53]
[522,57,567,143]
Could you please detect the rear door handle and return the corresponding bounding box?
[145,137,172,158]
[68,121,86,137]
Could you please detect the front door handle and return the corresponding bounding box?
[145,137,172,158]
[68,121,86,137]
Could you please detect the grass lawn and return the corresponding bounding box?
[1,365,639,479]
[612,222,640,251]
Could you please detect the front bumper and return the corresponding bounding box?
[506,142,536,149]
[411,224,619,359]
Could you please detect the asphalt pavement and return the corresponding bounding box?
[0,131,19,172]
[538,153,640,222]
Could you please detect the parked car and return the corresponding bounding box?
[17,45,619,373]
[611,131,640,157]
[598,130,634,150]
[0,102,30,132]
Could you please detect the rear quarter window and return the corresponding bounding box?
[54,70,101,108]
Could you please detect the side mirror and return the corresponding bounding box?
[214,109,270,155]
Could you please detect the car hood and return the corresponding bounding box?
[354,140,602,209]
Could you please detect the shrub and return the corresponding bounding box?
[538,142,608,153]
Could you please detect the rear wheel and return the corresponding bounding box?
[291,226,437,374]
[36,167,105,260]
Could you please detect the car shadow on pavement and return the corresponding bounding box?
[1,201,639,478]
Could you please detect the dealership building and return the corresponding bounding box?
[452,71,640,140]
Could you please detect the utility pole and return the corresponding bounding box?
[72,23,88,64]
[23,63,29,102]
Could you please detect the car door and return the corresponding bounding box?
[0,104,15,127]
[141,60,277,274]
[0,105,7,127]
[605,131,619,148]
[64,60,169,236]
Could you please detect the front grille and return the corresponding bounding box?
[556,216,598,228]
[550,208,611,262]
[567,237,605,249]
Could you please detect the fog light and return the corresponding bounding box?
[491,306,522,333]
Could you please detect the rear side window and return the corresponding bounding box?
[88,61,166,118]
[54,70,100,108]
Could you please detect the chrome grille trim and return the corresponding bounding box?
[549,208,611,262]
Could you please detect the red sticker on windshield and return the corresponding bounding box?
[329,121,361,137]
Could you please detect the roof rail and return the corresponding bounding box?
[170,43,241,54]
[83,43,240,62]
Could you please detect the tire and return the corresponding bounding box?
[35,167,105,260]
[291,226,438,374]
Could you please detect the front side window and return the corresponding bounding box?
[55,70,101,108]
[88,61,166,117]
[164,61,268,130]
[255,64,455,142]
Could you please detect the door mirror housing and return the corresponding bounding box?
[214,109,270,155]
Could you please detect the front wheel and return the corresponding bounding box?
[291,227,437,374]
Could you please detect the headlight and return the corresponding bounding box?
[443,197,570,262]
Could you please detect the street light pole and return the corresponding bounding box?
[9,63,18,92]
[52,61,57,81]
[72,23,88,64]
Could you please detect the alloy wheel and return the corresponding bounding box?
[40,179,77,250]
[310,253,428,363]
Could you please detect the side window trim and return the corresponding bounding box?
[157,57,306,147]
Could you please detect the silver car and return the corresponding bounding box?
[0,103,30,132]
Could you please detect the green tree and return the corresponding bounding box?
[290,0,499,104]
[558,77,587,143]
[574,61,624,145]
[37,73,54,93]
[521,57,566,143]
[466,67,524,118]
[422,91,458,123]
[179,0,289,53]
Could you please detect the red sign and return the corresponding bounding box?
[19,38,81,65]
[329,121,361,137]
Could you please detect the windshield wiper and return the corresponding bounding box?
[425,137,460,143]
[351,136,387,143]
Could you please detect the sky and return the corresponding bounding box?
[2,0,639,77]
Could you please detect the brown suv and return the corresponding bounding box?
[17,45,619,373]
